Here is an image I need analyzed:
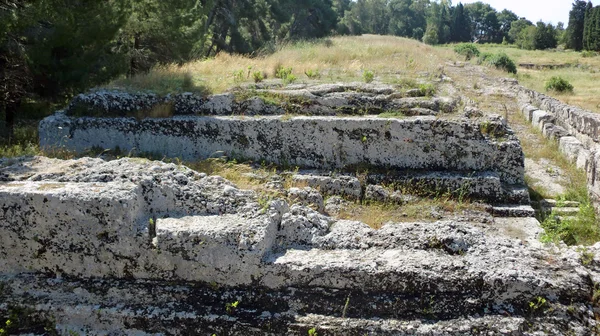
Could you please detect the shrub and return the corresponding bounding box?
[418,83,435,97]
[545,76,574,93]
[233,69,245,84]
[305,69,321,79]
[453,43,480,60]
[275,66,293,79]
[480,53,517,74]
[363,70,375,83]
[283,73,297,85]
[582,50,599,58]
[252,71,265,83]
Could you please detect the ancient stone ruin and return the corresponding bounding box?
[2,82,600,334]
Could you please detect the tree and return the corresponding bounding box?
[533,21,558,50]
[464,2,501,43]
[497,9,518,42]
[588,6,600,50]
[450,3,471,42]
[1,0,129,139]
[565,0,589,50]
[388,0,428,39]
[583,1,594,49]
[509,18,533,43]
[516,25,537,50]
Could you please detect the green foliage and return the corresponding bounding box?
[479,53,517,74]
[583,4,600,51]
[453,43,480,60]
[225,300,240,314]
[544,76,574,93]
[304,69,321,79]
[582,50,599,57]
[541,201,600,246]
[418,83,435,97]
[528,296,547,313]
[565,1,588,51]
[307,328,318,336]
[363,70,375,83]
[275,66,293,80]
[275,66,297,85]
[233,70,245,85]
[252,71,265,83]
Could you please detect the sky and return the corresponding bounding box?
[460,0,579,26]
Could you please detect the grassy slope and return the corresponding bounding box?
[476,44,600,113]
[106,35,456,94]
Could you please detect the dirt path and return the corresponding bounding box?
[444,62,577,200]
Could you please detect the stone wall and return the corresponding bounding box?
[517,86,600,203]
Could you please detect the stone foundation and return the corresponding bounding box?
[1,157,598,334]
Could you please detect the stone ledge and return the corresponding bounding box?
[40,115,525,187]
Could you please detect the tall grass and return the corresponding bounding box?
[105,35,455,94]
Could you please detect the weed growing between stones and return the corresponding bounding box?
[540,201,600,246]
[0,306,58,335]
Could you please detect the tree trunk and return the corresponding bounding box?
[4,101,17,141]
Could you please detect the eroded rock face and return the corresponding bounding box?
[0,157,599,335]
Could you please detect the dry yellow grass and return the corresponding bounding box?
[337,199,485,229]
[107,35,456,94]
[475,44,600,113]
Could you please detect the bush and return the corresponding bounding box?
[480,53,517,74]
[582,50,599,58]
[252,71,265,83]
[545,76,574,93]
[363,70,374,83]
[275,66,293,79]
[305,69,321,79]
[453,43,480,60]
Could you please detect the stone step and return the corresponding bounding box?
[532,199,580,208]
[539,207,580,216]
[491,205,536,217]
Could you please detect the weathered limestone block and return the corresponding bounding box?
[292,174,362,200]
[559,136,584,164]
[40,115,525,186]
[1,157,599,334]
[531,110,554,130]
[521,104,537,122]
[287,187,325,212]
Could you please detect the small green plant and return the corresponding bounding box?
[361,135,367,143]
[232,69,245,84]
[225,300,240,314]
[283,73,297,85]
[307,328,318,336]
[363,70,375,83]
[578,247,595,266]
[418,83,435,97]
[304,69,321,79]
[528,296,547,312]
[252,71,265,83]
[545,76,574,93]
[453,43,480,60]
[275,66,293,79]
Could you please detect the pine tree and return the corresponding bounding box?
[565,1,588,50]
[451,3,471,42]
[584,1,594,50]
